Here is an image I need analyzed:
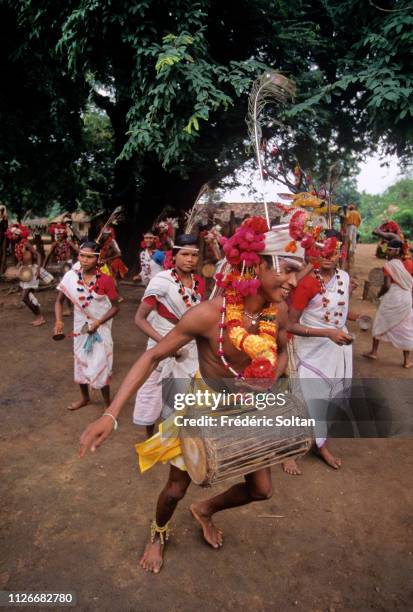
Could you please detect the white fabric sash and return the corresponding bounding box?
[58,269,114,389]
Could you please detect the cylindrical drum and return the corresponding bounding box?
[180,391,313,487]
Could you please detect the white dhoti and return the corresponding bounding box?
[295,271,353,447]
[133,270,200,426]
[347,225,358,253]
[58,270,114,389]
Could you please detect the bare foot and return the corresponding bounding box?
[190,502,223,549]
[31,316,46,327]
[282,458,302,475]
[139,538,164,574]
[67,398,90,411]
[362,352,378,360]
[403,362,413,369]
[314,445,342,469]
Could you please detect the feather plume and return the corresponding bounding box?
[247,71,295,225]
[184,183,210,234]
[96,206,123,243]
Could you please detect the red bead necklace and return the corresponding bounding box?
[314,269,346,326]
[76,269,101,310]
[171,268,200,308]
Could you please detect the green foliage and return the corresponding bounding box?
[1,0,413,229]
[358,177,413,241]
[286,0,413,161]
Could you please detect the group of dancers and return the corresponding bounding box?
[69,206,413,575]
[2,202,412,574]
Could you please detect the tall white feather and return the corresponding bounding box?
[247,71,295,227]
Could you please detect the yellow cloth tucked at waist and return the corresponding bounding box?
[135,413,182,472]
[135,371,211,473]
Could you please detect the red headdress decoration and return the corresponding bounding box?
[6,223,30,242]
[48,223,67,239]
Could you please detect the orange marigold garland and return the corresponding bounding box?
[217,286,278,381]
[215,215,280,381]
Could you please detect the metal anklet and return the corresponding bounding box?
[150,520,171,545]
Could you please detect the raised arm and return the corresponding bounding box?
[78,302,209,456]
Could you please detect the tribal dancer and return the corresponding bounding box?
[135,231,162,285]
[285,223,358,475]
[79,216,304,574]
[54,242,119,410]
[99,226,128,302]
[6,223,46,326]
[45,223,79,316]
[363,258,413,368]
[133,234,205,437]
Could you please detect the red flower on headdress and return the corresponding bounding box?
[6,223,30,242]
[289,210,308,240]
[243,217,269,234]
[322,237,337,257]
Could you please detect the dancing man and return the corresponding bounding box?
[45,223,79,316]
[54,241,119,410]
[99,226,128,302]
[6,223,46,326]
[133,234,205,437]
[79,217,304,574]
[135,231,162,285]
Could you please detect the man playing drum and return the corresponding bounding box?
[79,217,305,574]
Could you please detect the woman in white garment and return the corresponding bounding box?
[286,236,359,475]
[363,258,413,368]
[55,241,119,411]
[133,235,205,436]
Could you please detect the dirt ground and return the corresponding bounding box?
[0,244,412,612]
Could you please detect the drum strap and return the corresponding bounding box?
[150,520,171,545]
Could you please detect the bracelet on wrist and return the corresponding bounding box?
[102,412,118,431]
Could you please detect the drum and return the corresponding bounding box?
[39,268,55,286]
[201,263,216,278]
[180,391,312,487]
[46,263,64,275]
[19,265,33,283]
[368,267,384,286]
[3,266,19,281]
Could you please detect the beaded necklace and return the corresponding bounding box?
[171,268,200,308]
[15,238,28,262]
[314,268,346,326]
[76,268,102,310]
[55,240,71,263]
[139,249,154,282]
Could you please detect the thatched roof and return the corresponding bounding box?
[51,210,92,224]
[25,217,50,228]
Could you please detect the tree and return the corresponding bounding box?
[0,2,89,218]
[358,177,413,241]
[2,0,413,254]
